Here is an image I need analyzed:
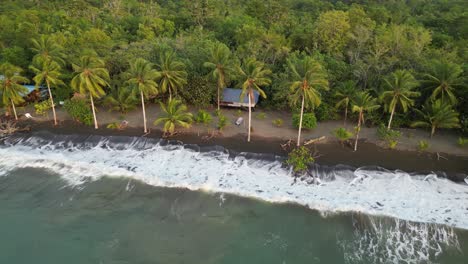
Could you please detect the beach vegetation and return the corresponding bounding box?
[457,137,468,147]
[195,109,213,126]
[334,81,356,126]
[256,112,267,120]
[63,98,93,126]
[217,113,228,131]
[272,118,284,127]
[155,52,187,101]
[70,56,110,129]
[287,54,328,146]
[292,113,317,130]
[411,100,460,138]
[352,92,380,151]
[333,127,353,147]
[34,100,52,119]
[418,140,429,151]
[238,59,271,142]
[0,63,29,120]
[286,146,314,173]
[104,86,137,114]
[423,61,463,105]
[154,99,193,135]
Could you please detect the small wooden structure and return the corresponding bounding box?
[220,88,260,108]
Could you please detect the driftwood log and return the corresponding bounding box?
[304,136,326,145]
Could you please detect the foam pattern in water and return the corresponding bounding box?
[1,133,467,231]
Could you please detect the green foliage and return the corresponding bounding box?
[63,99,93,126]
[256,112,267,120]
[179,76,216,107]
[292,113,317,129]
[333,127,353,144]
[106,122,120,130]
[34,100,52,117]
[104,87,138,114]
[195,109,213,126]
[154,99,193,135]
[217,113,228,131]
[286,146,314,173]
[411,100,460,137]
[418,140,429,151]
[235,109,243,117]
[458,137,468,147]
[272,118,283,127]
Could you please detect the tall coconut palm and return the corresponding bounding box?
[155,52,187,100]
[287,56,328,146]
[126,58,159,133]
[204,43,235,110]
[31,35,66,65]
[30,59,65,125]
[238,59,272,142]
[423,61,463,105]
[381,70,420,130]
[335,80,357,126]
[154,98,193,135]
[0,63,29,120]
[70,56,110,129]
[411,99,460,137]
[351,91,380,151]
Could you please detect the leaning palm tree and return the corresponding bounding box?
[0,63,29,120]
[126,58,159,133]
[335,80,357,126]
[238,59,272,142]
[423,61,463,105]
[287,56,328,146]
[154,99,193,136]
[155,52,187,100]
[31,35,66,65]
[30,59,65,125]
[70,56,110,129]
[351,91,380,151]
[104,86,138,114]
[204,43,235,110]
[381,70,420,130]
[411,99,460,138]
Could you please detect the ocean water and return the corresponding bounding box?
[0,132,467,263]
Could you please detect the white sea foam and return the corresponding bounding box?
[0,137,467,231]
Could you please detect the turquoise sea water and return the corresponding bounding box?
[1,167,467,264]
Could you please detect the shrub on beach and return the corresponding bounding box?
[377,124,401,149]
[272,118,284,127]
[292,113,317,129]
[63,99,93,126]
[458,137,468,147]
[286,146,314,173]
[333,127,353,146]
[418,140,429,151]
[195,109,213,126]
[217,113,228,131]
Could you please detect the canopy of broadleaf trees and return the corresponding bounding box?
[0,0,466,135]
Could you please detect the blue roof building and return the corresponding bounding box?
[221,88,260,108]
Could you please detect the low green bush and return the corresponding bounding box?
[34,100,52,118]
[195,109,213,126]
[217,113,228,131]
[418,140,429,151]
[333,127,353,145]
[286,146,314,173]
[63,99,93,126]
[458,137,468,147]
[272,118,284,127]
[292,113,317,129]
[256,112,267,119]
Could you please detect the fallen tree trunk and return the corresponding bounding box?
[304,136,326,145]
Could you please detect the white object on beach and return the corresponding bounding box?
[25,113,32,119]
[464,176,468,185]
[235,117,243,126]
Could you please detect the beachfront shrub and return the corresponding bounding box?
[458,137,468,147]
[63,99,93,126]
[272,118,284,127]
[286,146,314,173]
[179,76,216,107]
[333,127,353,146]
[235,109,243,117]
[314,102,336,121]
[292,113,317,129]
[256,112,267,119]
[34,100,52,118]
[154,99,193,135]
[106,122,120,130]
[377,124,401,149]
[195,109,212,126]
[217,113,228,131]
[418,140,429,151]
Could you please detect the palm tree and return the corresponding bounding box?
[30,59,65,125]
[70,56,110,129]
[381,70,420,130]
[287,56,328,146]
[351,91,380,151]
[238,59,272,142]
[411,99,460,137]
[31,35,66,65]
[155,52,187,100]
[126,58,159,133]
[0,63,29,120]
[104,86,137,114]
[335,80,357,126]
[204,43,235,110]
[154,99,193,135]
[423,61,463,105]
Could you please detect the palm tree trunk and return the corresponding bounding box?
[431,126,435,138]
[297,95,305,146]
[344,106,348,126]
[247,90,252,142]
[217,84,220,111]
[140,90,147,133]
[387,105,395,130]
[90,94,98,129]
[46,80,58,126]
[11,99,18,120]
[354,111,362,151]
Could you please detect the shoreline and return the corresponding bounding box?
[15,119,468,182]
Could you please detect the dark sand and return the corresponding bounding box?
[14,119,468,182]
